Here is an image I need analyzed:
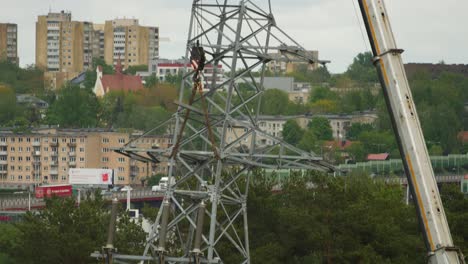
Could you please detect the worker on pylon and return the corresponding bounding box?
[190,41,206,83]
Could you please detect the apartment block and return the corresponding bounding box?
[102,18,159,69]
[139,58,224,89]
[0,23,18,65]
[222,113,379,148]
[0,128,171,188]
[267,50,319,73]
[36,12,159,89]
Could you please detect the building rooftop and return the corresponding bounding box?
[98,59,144,93]
[367,153,390,161]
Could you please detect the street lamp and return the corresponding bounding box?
[121,186,133,211]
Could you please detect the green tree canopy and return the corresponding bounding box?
[345,52,378,83]
[282,119,305,146]
[308,116,333,140]
[261,89,290,115]
[46,85,100,127]
[0,84,17,125]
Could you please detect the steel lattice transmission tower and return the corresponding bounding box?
[115,0,334,263]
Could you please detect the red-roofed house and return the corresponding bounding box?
[458,131,468,144]
[367,153,390,161]
[94,59,144,97]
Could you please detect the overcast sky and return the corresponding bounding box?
[1,0,467,73]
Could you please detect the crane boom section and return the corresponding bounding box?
[357,0,465,263]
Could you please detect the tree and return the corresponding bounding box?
[282,120,304,146]
[6,193,146,263]
[261,89,290,115]
[346,123,374,141]
[298,128,318,152]
[125,64,148,75]
[309,86,338,103]
[0,84,17,125]
[244,172,426,263]
[46,85,100,128]
[345,52,378,83]
[308,117,333,140]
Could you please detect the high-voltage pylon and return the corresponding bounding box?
[114,0,334,263]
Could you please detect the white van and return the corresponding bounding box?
[152,177,176,192]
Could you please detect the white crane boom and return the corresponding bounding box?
[357,0,465,263]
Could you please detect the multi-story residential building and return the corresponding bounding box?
[141,58,225,89]
[102,18,159,69]
[222,112,378,148]
[36,13,159,89]
[267,50,320,73]
[0,128,171,188]
[0,23,18,65]
[127,134,173,185]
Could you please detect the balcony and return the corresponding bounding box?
[67,142,76,147]
[32,141,41,147]
[32,151,41,156]
[0,151,8,156]
[68,152,76,157]
[0,142,7,146]
[68,161,76,167]
[50,170,58,175]
[50,160,58,166]
[50,141,58,147]
[33,160,41,165]
[0,160,7,165]
[50,152,58,157]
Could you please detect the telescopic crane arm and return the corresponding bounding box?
[357,0,465,263]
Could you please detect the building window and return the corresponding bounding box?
[102,138,109,143]
[62,175,67,181]
[62,138,67,143]
[80,138,85,143]
[10,156,15,162]
[118,138,125,144]
[118,167,125,172]
[26,147,30,152]
[118,157,125,163]
[79,147,84,152]
[19,157,24,161]
[102,157,109,162]
[62,157,67,162]
[118,176,125,181]
[102,148,110,153]
[10,147,15,152]
[80,157,85,162]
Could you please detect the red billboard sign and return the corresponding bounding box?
[35,185,72,199]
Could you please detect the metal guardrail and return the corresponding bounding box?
[0,188,162,211]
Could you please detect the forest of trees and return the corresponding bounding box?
[0,173,466,263]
